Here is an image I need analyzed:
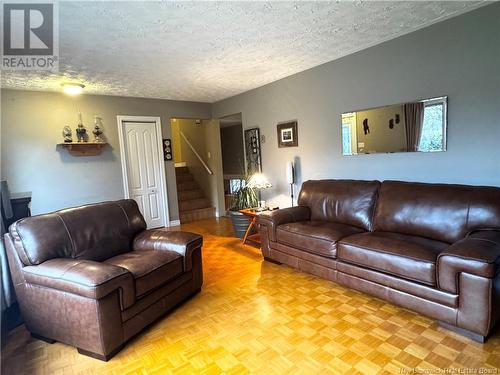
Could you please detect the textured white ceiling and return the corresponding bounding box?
[1,1,486,103]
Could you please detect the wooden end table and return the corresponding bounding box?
[239,208,260,245]
[239,207,278,245]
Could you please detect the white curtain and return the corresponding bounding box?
[404,102,425,152]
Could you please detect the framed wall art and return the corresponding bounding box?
[277,121,298,148]
[244,128,262,174]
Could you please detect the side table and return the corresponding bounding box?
[239,208,260,245]
[239,207,278,246]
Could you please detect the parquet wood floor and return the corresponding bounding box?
[2,218,499,374]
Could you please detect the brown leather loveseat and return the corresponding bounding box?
[258,180,500,342]
[4,199,203,360]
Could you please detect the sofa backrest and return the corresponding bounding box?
[467,186,500,232]
[374,181,500,243]
[9,199,147,266]
[298,180,380,230]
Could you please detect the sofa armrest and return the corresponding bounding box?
[133,230,203,272]
[257,206,311,242]
[438,230,500,294]
[23,259,135,309]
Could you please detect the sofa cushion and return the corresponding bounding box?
[297,180,380,230]
[338,232,449,285]
[374,181,471,244]
[276,221,365,258]
[105,250,183,297]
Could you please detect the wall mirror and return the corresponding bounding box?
[341,96,447,155]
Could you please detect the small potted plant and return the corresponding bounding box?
[228,178,258,238]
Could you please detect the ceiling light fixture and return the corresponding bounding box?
[62,83,85,95]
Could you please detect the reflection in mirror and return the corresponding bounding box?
[341,96,447,155]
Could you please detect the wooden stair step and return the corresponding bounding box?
[179,198,211,212]
[179,207,215,223]
[177,189,204,201]
[176,173,194,183]
[177,180,199,191]
[175,166,189,175]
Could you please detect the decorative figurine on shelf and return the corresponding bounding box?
[92,116,104,142]
[76,112,87,142]
[62,126,73,143]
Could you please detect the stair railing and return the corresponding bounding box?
[179,131,214,175]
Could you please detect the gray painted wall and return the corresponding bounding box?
[1,89,211,217]
[212,4,500,208]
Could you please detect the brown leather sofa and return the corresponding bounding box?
[4,199,203,360]
[258,180,500,342]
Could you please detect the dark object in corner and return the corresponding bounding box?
[1,184,31,335]
[1,303,22,335]
[363,119,370,135]
[389,119,394,129]
[395,114,400,124]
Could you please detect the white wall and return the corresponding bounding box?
[212,4,500,208]
[1,90,211,217]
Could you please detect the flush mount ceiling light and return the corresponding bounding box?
[62,83,85,95]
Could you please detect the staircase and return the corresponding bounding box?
[176,166,216,223]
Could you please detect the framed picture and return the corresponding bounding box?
[277,121,298,148]
[163,139,173,161]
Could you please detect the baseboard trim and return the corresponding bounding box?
[32,333,56,344]
[264,257,282,265]
[438,321,486,343]
[169,220,181,227]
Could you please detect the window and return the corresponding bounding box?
[418,98,447,152]
[229,179,245,194]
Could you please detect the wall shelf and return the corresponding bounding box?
[58,142,108,156]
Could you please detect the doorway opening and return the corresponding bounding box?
[171,118,224,223]
[219,113,246,213]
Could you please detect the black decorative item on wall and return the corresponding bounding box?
[395,114,400,124]
[389,118,394,129]
[163,139,172,161]
[244,128,262,174]
[363,118,370,135]
[277,120,298,148]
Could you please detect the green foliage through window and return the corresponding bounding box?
[419,103,444,152]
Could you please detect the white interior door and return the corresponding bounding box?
[122,121,166,228]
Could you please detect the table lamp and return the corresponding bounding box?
[247,173,272,211]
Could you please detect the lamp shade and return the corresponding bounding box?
[247,173,272,190]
